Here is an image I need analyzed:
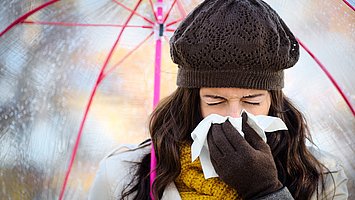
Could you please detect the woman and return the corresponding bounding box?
[89,0,348,199]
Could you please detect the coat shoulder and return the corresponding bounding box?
[88,140,152,200]
[307,145,342,172]
[307,145,348,200]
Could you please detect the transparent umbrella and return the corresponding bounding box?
[264,0,355,197]
[0,0,354,199]
[0,0,199,199]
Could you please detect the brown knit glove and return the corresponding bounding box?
[207,113,283,200]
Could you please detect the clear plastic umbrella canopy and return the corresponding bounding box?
[0,0,354,199]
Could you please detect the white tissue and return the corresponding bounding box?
[191,110,288,179]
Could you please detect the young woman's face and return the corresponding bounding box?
[199,88,271,118]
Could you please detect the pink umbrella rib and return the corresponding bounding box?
[163,35,170,43]
[343,0,355,11]
[297,39,355,116]
[58,1,144,200]
[148,0,159,22]
[102,31,154,79]
[22,20,153,29]
[112,0,155,25]
[166,18,183,27]
[163,0,178,23]
[176,0,187,18]
[0,0,59,37]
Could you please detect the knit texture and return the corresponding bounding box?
[170,0,299,90]
[175,142,240,199]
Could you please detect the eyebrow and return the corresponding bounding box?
[202,95,226,100]
[202,93,265,99]
[242,94,265,99]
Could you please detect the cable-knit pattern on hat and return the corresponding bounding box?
[170,0,299,89]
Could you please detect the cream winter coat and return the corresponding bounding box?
[88,141,348,200]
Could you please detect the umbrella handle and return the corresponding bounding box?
[150,145,157,200]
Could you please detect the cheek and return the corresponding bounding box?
[242,98,271,116]
[200,103,226,118]
[200,104,213,118]
[253,97,271,116]
[246,103,270,115]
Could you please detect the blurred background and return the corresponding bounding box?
[0,0,354,199]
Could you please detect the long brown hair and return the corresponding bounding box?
[121,88,327,200]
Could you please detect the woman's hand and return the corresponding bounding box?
[207,113,283,199]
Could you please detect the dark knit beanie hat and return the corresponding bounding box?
[170,0,299,90]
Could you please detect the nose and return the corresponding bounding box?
[227,102,241,118]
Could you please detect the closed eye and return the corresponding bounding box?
[244,102,260,105]
[206,102,224,106]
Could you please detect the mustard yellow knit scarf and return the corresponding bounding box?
[175,142,241,200]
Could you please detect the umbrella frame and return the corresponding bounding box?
[0,1,354,200]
